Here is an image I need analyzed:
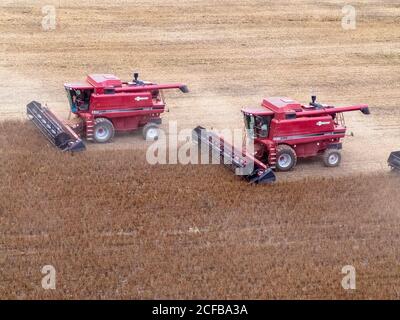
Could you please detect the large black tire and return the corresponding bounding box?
[276,145,297,171]
[142,123,159,141]
[323,149,342,167]
[94,118,115,143]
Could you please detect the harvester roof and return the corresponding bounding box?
[242,96,370,119]
[63,73,188,95]
[64,74,123,90]
[64,81,93,90]
[242,106,274,116]
[86,74,122,88]
[242,97,303,116]
[262,97,303,113]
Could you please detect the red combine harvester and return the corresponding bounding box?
[193,96,370,184]
[27,73,188,152]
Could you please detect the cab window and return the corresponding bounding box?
[65,88,93,112]
[244,114,271,138]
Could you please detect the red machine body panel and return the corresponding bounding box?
[262,97,303,116]
[87,74,122,89]
[63,73,188,136]
[270,116,336,138]
[89,92,163,131]
[242,96,369,166]
[191,96,369,182]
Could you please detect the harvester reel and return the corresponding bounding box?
[26,101,86,152]
[54,132,73,149]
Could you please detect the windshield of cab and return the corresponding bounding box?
[65,88,77,112]
[65,87,92,113]
[244,114,270,139]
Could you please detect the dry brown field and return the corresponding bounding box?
[1,121,400,299]
[0,0,400,299]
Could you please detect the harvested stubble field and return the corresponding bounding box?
[1,121,400,299]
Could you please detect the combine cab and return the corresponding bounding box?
[194,96,370,184]
[388,151,400,170]
[27,73,188,151]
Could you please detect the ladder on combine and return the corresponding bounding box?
[268,144,277,169]
[85,118,95,141]
[336,112,346,127]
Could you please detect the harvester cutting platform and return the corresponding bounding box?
[388,151,400,170]
[193,96,370,184]
[27,73,188,151]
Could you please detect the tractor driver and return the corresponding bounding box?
[74,90,84,107]
[72,90,89,111]
[70,90,78,113]
[255,116,268,138]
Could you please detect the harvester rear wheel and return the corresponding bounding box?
[142,123,159,141]
[94,118,115,143]
[276,145,297,171]
[323,149,341,167]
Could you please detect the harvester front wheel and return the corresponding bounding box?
[142,123,159,141]
[94,118,115,143]
[276,145,297,171]
[323,149,341,167]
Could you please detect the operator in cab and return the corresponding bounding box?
[71,90,89,112]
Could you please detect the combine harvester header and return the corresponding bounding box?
[193,95,370,184]
[27,101,86,152]
[192,126,277,184]
[388,151,400,170]
[27,73,188,151]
